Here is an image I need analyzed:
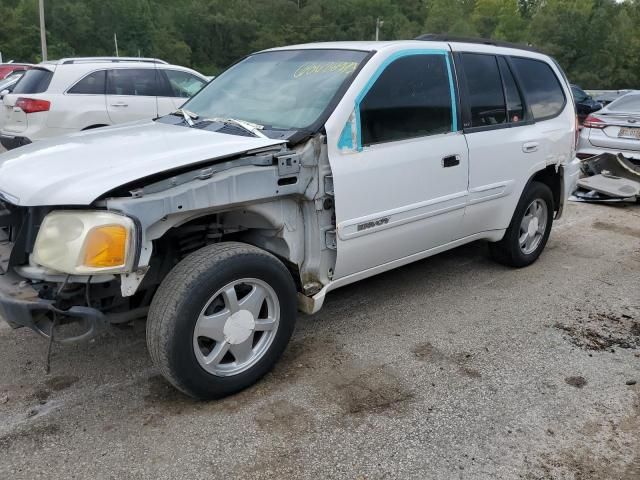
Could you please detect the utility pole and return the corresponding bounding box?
[114,33,119,57]
[39,0,48,61]
[375,17,384,41]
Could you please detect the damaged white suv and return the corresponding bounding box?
[0,37,579,399]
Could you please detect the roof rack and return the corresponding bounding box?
[415,34,542,54]
[57,57,168,65]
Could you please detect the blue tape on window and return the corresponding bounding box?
[445,55,458,132]
[338,121,353,149]
[345,49,457,151]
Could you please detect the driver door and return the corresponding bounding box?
[327,52,469,279]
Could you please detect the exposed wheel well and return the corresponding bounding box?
[151,212,303,292]
[530,166,562,213]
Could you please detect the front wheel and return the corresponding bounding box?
[146,242,297,400]
[489,181,554,268]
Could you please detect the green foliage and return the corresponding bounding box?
[0,0,638,88]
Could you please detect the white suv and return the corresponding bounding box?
[0,57,207,150]
[0,38,580,399]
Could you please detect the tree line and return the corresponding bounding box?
[1,0,639,89]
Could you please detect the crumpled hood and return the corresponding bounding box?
[0,121,285,206]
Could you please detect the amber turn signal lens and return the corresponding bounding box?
[82,225,128,268]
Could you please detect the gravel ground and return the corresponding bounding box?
[0,200,639,480]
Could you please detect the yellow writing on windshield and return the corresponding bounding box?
[293,62,358,78]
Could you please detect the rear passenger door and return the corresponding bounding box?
[455,50,550,238]
[58,70,110,129]
[106,68,161,123]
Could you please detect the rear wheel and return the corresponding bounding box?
[146,242,297,400]
[489,181,554,267]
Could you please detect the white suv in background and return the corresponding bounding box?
[0,57,207,150]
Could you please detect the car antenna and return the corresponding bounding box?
[153,55,160,120]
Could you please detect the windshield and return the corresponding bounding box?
[182,49,368,130]
[607,93,640,113]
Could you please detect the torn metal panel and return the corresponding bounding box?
[575,152,640,202]
[577,174,640,198]
[581,152,640,179]
[571,188,630,202]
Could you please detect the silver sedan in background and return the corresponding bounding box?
[578,92,640,161]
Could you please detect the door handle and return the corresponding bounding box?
[442,155,460,168]
[522,142,539,153]
[111,103,128,107]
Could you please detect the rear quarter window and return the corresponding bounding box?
[68,70,106,95]
[510,57,565,120]
[11,68,53,94]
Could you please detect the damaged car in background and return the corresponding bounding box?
[575,91,640,202]
[0,39,579,399]
[574,153,640,202]
[578,91,640,161]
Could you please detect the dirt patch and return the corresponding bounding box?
[30,387,51,403]
[412,342,447,362]
[0,423,60,450]
[45,375,79,392]
[555,310,639,351]
[269,334,349,383]
[413,342,483,379]
[565,376,588,388]
[592,221,640,239]
[142,374,199,417]
[24,376,80,405]
[142,374,244,418]
[0,383,43,404]
[458,365,482,378]
[529,391,640,479]
[254,399,314,434]
[330,366,414,415]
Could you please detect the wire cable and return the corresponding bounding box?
[45,274,70,374]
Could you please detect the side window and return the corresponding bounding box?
[498,57,524,123]
[68,70,106,95]
[359,54,453,146]
[510,57,565,120]
[164,70,206,98]
[571,86,584,101]
[106,69,160,97]
[461,53,506,127]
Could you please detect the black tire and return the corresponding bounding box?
[146,242,297,400]
[489,181,554,268]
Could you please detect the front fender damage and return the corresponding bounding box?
[105,135,336,299]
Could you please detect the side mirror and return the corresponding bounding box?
[0,90,9,97]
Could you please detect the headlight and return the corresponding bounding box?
[33,211,136,274]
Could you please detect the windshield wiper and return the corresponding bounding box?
[208,117,268,139]
[170,110,268,138]
[170,108,199,127]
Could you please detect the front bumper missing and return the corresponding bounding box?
[0,270,106,343]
